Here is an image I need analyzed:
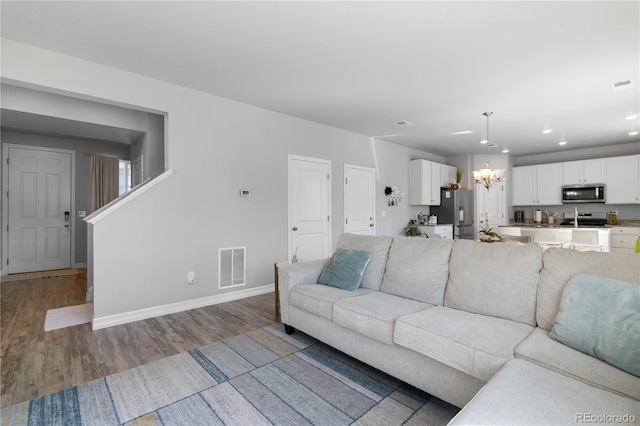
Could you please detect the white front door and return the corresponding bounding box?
[7,146,72,273]
[344,164,375,235]
[288,155,331,262]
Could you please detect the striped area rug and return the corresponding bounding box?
[0,324,459,425]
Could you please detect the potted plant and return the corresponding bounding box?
[479,212,502,242]
[479,226,501,242]
[403,221,423,237]
[451,167,464,189]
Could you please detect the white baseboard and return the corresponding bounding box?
[92,283,275,330]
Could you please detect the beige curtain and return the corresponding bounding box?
[90,155,120,213]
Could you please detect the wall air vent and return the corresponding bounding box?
[219,247,246,289]
[611,79,635,92]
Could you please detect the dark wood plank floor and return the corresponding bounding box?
[0,272,277,408]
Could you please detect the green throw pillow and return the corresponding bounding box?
[549,273,640,377]
[318,249,372,291]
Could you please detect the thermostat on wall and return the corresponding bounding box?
[240,189,251,197]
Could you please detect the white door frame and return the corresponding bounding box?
[287,154,332,262]
[343,163,376,235]
[2,144,76,276]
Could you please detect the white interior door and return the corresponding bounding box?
[288,155,331,262]
[344,164,375,235]
[7,146,72,273]
[476,182,505,237]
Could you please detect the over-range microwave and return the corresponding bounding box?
[561,184,605,204]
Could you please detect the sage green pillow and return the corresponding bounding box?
[550,273,640,377]
[318,249,372,291]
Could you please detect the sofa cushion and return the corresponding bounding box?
[549,273,640,377]
[317,248,372,291]
[537,248,640,331]
[516,327,640,401]
[380,236,454,305]
[444,239,543,326]
[394,306,533,381]
[335,234,393,291]
[289,284,373,320]
[449,358,640,426]
[333,292,432,345]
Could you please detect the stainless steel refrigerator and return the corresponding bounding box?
[429,188,474,239]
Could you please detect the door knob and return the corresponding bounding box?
[292,227,298,231]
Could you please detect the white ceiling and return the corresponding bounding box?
[1,1,638,157]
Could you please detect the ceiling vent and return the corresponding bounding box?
[487,143,498,148]
[611,79,635,92]
[396,121,413,127]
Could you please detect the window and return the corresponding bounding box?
[119,159,132,196]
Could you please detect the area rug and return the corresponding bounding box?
[44,303,93,332]
[0,324,460,425]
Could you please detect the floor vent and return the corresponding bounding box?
[218,247,246,289]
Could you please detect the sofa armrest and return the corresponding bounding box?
[278,259,327,324]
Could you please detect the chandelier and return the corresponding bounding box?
[473,112,505,190]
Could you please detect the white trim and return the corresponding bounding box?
[92,283,274,330]
[2,144,76,274]
[85,169,173,224]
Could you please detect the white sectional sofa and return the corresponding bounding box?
[278,234,640,425]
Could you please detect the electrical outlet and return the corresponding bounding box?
[187,271,195,284]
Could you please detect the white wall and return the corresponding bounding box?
[1,39,435,322]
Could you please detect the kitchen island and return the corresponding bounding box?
[500,225,611,252]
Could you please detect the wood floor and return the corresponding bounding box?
[0,271,277,408]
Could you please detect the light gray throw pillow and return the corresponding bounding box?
[550,273,640,377]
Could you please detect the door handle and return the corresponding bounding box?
[369,223,374,227]
[64,211,70,221]
[292,227,298,231]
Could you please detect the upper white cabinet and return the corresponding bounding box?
[512,163,562,206]
[562,159,606,185]
[606,155,640,204]
[440,164,456,188]
[409,159,442,205]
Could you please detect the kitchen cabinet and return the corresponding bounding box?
[609,227,640,254]
[409,159,441,205]
[512,163,562,206]
[418,225,453,239]
[440,164,456,188]
[562,158,606,185]
[606,155,640,204]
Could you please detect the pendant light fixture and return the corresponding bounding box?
[473,112,505,190]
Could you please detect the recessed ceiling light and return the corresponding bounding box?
[480,139,488,144]
[625,114,639,120]
[502,149,510,153]
[558,141,568,145]
[451,130,474,135]
[542,129,553,134]
[629,131,639,136]
[396,121,413,127]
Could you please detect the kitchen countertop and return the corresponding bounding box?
[417,224,453,227]
[506,221,640,229]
